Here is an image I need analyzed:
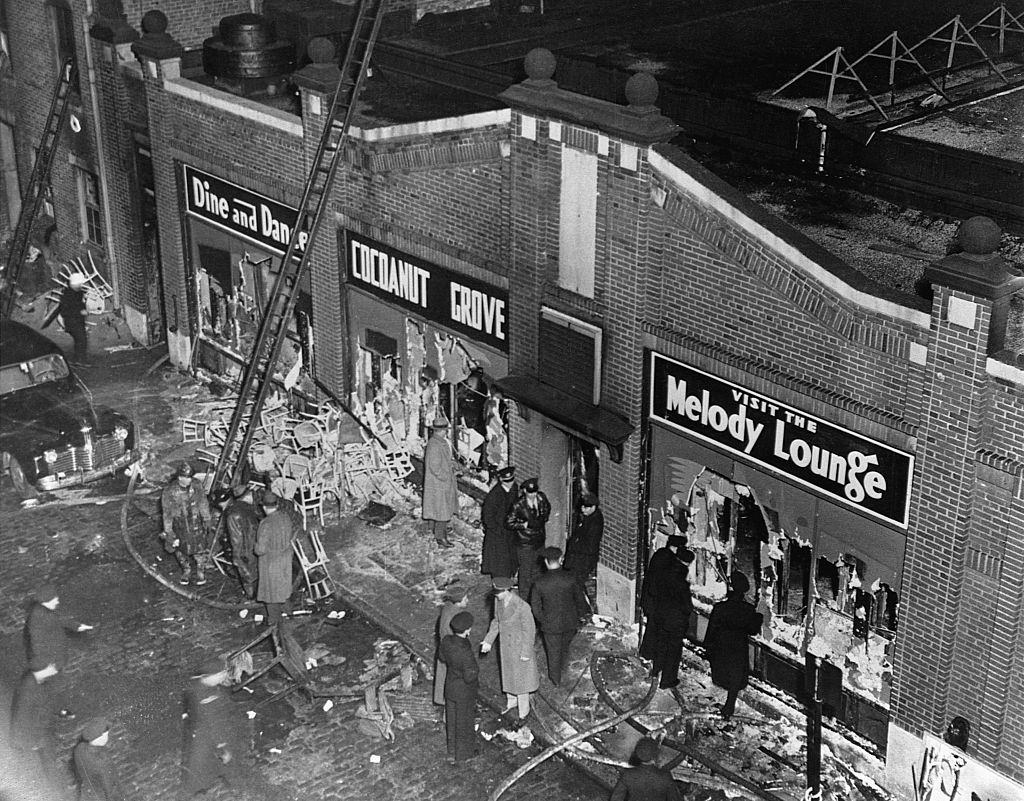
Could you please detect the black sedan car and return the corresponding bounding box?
[1,320,137,492]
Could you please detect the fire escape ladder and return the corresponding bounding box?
[2,58,78,318]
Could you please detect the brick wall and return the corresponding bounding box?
[121,0,250,49]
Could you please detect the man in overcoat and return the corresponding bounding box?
[217,485,259,599]
[481,577,539,729]
[480,466,518,578]
[564,492,603,594]
[73,718,124,801]
[433,584,470,707]
[609,737,681,801]
[704,570,763,718]
[161,462,213,585]
[423,418,458,548]
[24,581,93,672]
[639,547,695,689]
[254,490,295,625]
[505,478,550,603]
[439,610,480,764]
[180,658,251,799]
[10,656,62,790]
[530,547,589,686]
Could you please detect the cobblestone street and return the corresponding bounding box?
[0,351,605,801]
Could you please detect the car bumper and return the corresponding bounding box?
[36,449,139,491]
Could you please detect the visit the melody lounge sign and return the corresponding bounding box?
[649,352,913,528]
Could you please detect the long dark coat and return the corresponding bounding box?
[225,499,259,589]
[439,634,479,762]
[433,601,465,705]
[255,508,294,604]
[482,592,539,695]
[565,508,604,581]
[704,593,763,691]
[480,480,518,577]
[24,600,82,670]
[10,671,58,762]
[639,546,677,616]
[609,764,682,801]
[639,556,693,659]
[73,741,124,801]
[181,681,248,794]
[530,568,588,633]
[422,432,458,522]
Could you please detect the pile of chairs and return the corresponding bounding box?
[181,397,416,532]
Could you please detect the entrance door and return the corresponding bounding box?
[0,122,19,236]
[539,422,570,551]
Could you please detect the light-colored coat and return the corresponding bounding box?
[482,592,539,695]
[422,432,458,522]
[254,509,294,604]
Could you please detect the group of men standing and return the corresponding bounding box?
[161,461,298,624]
[9,583,121,800]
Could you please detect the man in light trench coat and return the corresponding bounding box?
[423,419,458,548]
[480,577,539,729]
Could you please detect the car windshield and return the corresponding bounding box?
[0,354,71,396]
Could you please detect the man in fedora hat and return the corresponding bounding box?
[704,571,763,718]
[480,465,518,578]
[255,490,295,625]
[423,417,458,548]
[73,718,123,801]
[639,545,695,690]
[181,658,251,798]
[506,478,550,603]
[161,462,213,586]
[481,577,539,729]
[439,610,479,764]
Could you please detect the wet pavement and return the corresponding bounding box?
[1,342,894,801]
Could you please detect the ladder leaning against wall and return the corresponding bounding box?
[209,0,389,493]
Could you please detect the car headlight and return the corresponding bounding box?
[44,450,58,464]
[114,426,129,441]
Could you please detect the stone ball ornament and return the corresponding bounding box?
[625,72,659,108]
[524,48,556,82]
[141,9,168,35]
[956,216,1001,255]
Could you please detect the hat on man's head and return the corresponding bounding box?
[522,478,539,493]
[581,492,598,507]
[666,535,687,549]
[262,490,280,507]
[35,582,59,603]
[729,571,750,595]
[633,737,659,764]
[497,466,516,481]
[192,658,225,678]
[431,418,449,430]
[450,611,474,634]
[231,483,249,499]
[443,583,470,603]
[67,273,87,289]
[175,461,194,478]
[677,548,696,565]
[212,488,232,505]
[542,546,563,563]
[81,718,110,742]
[492,577,514,591]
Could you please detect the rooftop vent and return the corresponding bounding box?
[202,13,295,98]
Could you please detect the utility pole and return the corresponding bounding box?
[804,653,823,801]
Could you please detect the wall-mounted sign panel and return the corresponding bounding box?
[345,231,508,353]
[648,351,914,528]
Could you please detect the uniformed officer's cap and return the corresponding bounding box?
[492,577,514,591]
[497,466,516,481]
[522,478,539,493]
[176,461,195,478]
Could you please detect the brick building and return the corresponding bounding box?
[2,2,1023,798]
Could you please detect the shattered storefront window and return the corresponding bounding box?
[352,315,508,481]
[647,436,903,709]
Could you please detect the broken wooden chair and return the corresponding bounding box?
[293,524,335,601]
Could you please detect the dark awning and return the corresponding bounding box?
[494,375,635,449]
